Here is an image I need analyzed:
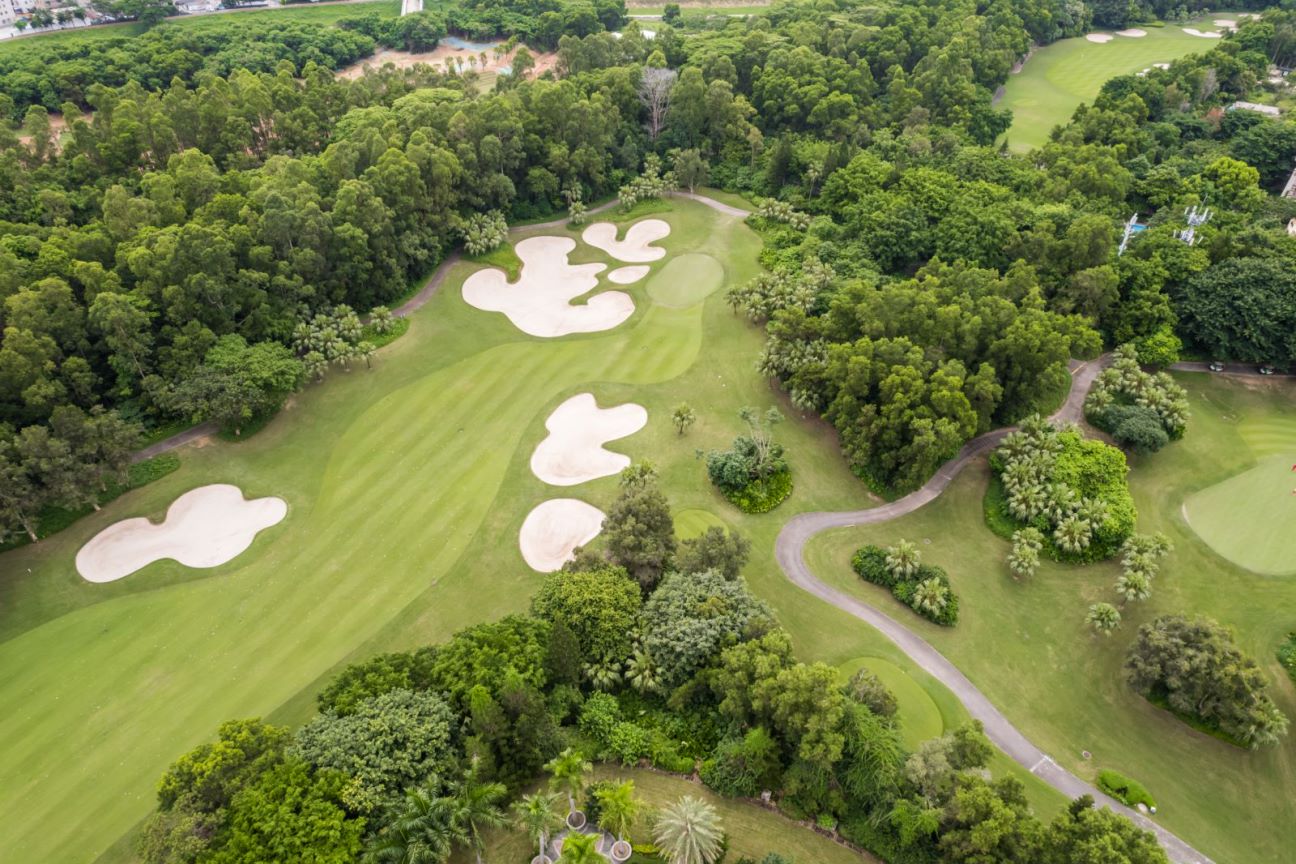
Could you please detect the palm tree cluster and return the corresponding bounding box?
[1007,527,1044,578]
[1084,344,1190,437]
[461,210,509,255]
[365,770,507,864]
[995,415,1107,554]
[292,304,377,380]
[754,197,811,230]
[725,257,833,322]
[1114,533,1173,605]
[618,153,672,211]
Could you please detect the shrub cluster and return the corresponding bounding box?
[851,545,960,626]
[988,416,1136,562]
[1097,769,1156,810]
[1085,345,1189,454]
[706,407,793,514]
[1279,633,1296,683]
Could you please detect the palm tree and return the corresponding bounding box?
[513,792,564,864]
[910,577,949,616]
[884,539,920,580]
[1115,570,1151,603]
[671,403,696,436]
[625,649,662,695]
[365,785,465,864]
[556,832,602,864]
[1054,515,1092,553]
[451,769,508,864]
[595,780,639,844]
[545,748,593,824]
[652,796,724,864]
[1086,602,1121,636]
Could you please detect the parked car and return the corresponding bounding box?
[1258,365,1275,375]
[1208,361,1225,372]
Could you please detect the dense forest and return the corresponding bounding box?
[142,471,1173,864]
[2,0,1295,518]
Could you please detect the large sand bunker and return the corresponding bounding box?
[1116,28,1146,37]
[531,393,647,486]
[462,236,634,337]
[76,484,287,583]
[519,499,605,571]
[582,219,671,262]
[1086,33,1114,43]
[1183,27,1223,38]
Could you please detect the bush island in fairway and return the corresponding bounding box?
[706,407,793,513]
[852,543,959,626]
[1097,769,1156,810]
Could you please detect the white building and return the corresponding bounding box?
[0,0,17,27]
[1226,101,1281,117]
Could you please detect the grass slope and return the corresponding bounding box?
[999,17,1235,152]
[803,372,1296,864]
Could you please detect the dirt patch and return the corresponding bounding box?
[336,43,556,81]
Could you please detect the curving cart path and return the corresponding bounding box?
[776,353,1213,864]
[129,192,1214,862]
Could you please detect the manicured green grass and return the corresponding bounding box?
[0,199,1065,863]
[999,16,1237,152]
[646,253,725,308]
[803,371,1296,864]
[673,507,727,539]
[0,0,399,58]
[451,764,879,864]
[1183,454,1296,575]
[838,656,944,749]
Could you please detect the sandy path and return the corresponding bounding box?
[531,393,647,486]
[76,485,287,583]
[519,499,605,571]
[582,219,671,262]
[462,235,634,337]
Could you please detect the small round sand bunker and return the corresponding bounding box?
[1086,33,1114,43]
[531,393,648,486]
[608,265,650,284]
[462,236,634,337]
[582,219,671,262]
[1116,28,1146,37]
[519,499,605,572]
[76,484,287,583]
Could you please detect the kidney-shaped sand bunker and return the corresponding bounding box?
[518,498,605,572]
[530,393,647,486]
[76,484,287,583]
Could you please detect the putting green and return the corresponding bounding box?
[673,507,727,539]
[1182,454,1296,575]
[998,16,1240,152]
[647,253,725,308]
[838,656,944,748]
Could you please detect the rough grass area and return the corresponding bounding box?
[803,371,1296,864]
[998,14,1242,152]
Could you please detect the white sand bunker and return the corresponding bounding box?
[462,236,633,337]
[1183,28,1222,38]
[531,393,647,486]
[582,219,671,262]
[519,499,605,572]
[608,265,650,284]
[1116,28,1146,37]
[76,484,287,583]
[1213,19,1237,29]
[1086,33,1114,43]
